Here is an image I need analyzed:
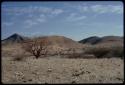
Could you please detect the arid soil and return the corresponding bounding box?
[2,57,124,84]
[1,44,124,84]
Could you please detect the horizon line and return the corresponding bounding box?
[2,33,123,41]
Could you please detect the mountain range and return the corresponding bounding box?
[2,33,123,46]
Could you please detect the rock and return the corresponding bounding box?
[71,80,76,84]
[116,77,123,81]
[23,80,27,82]
[99,79,102,82]
[55,76,60,79]
[47,68,52,72]
[72,70,85,76]
[15,72,24,76]
[32,72,39,75]
[86,71,91,74]
[28,79,33,81]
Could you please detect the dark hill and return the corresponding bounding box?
[2,33,28,44]
[79,36,101,44]
[79,36,123,45]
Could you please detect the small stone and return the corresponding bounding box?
[32,72,39,75]
[15,72,24,76]
[72,72,79,76]
[45,82,48,84]
[37,81,42,84]
[71,80,76,84]
[47,68,52,72]
[23,80,27,82]
[86,71,91,74]
[99,79,102,82]
[80,67,84,70]
[28,79,32,81]
[55,76,60,79]
[116,77,123,81]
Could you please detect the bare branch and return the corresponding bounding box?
[22,37,49,59]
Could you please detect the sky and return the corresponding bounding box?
[2,1,123,41]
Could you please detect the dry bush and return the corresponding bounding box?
[13,55,24,61]
[22,37,49,59]
[84,47,110,58]
[84,46,124,58]
[66,48,79,58]
[12,53,27,61]
[67,53,83,58]
[67,53,96,59]
[66,48,95,59]
[104,46,124,59]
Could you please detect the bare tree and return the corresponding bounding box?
[22,37,48,59]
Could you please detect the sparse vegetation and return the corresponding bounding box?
[13,55,24,61]
[84,47,110,58]
[22,37,49,59]
[2,57,123,84]
[1,34,124,84]
[84,45,123,58]
[12,53,26,61]
[105,46,123,59]
[67,48,82,58]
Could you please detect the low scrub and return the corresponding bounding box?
[67,53,96,59]
[105,46,123,59]
[67,53,83,58]
[12,52,27,61]
[13,56,24,61]
[84,47,110,58]
[84,46,123,58]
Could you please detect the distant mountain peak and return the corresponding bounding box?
[13,33,19,35]
[79,36,101,44]
[79,35,123,45]
[7,33,21,38]
[2,33,28,44]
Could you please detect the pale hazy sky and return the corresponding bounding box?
[2,1,123,41]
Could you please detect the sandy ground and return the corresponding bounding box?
[2,56,124,84]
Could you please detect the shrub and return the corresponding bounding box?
[105,46,123,58]
[13,56,24,61]
[84,47,110,58]
[84,46,124,58]
[67,53,83,58]
[12,54,26,61]
[22,37,49,59]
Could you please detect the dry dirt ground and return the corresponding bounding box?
[1,44,124,84]
[2,57,124,84]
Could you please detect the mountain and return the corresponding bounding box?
[35,35,83,49]
[34,35,84,54]
[79,36,101,44]
[2,34,83,50]
[79,36,123,45]
[97,36,123,44]
[2,33,29,44]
